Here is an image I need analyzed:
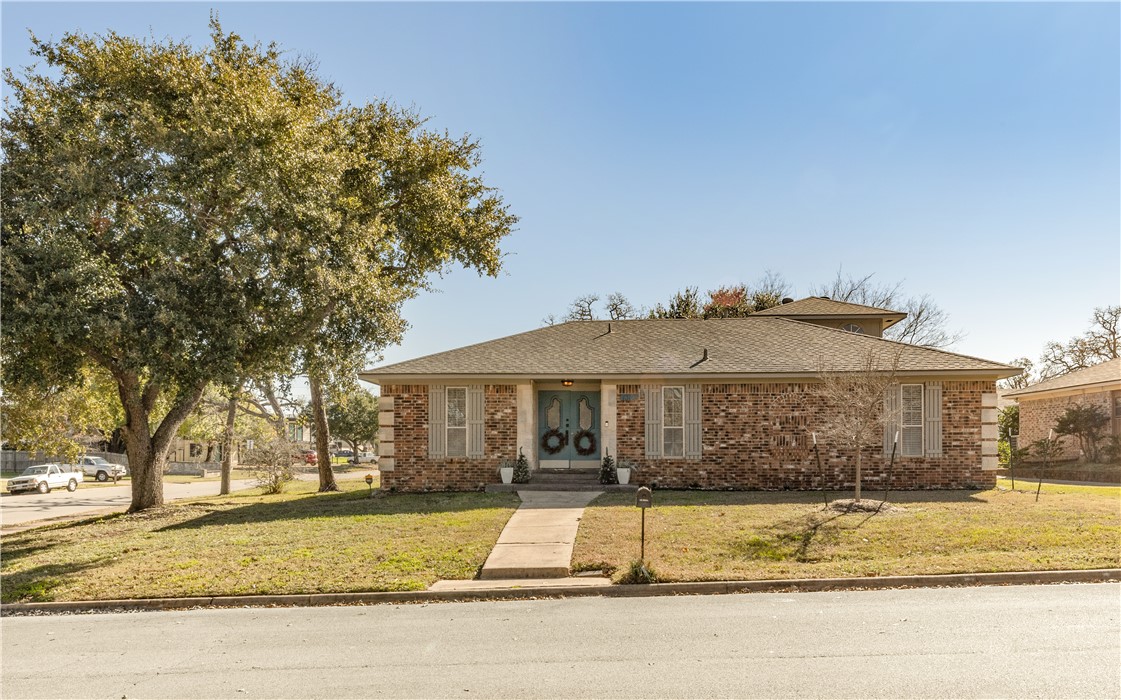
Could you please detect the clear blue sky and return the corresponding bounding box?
[4,2,1119,377]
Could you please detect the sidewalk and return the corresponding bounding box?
[476,490,602,580]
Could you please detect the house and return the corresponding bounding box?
[359,298,1019,492]
[1004,358,1121,461]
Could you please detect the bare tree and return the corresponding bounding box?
[605,292,638,320]
[1038,306,1120,379]
[813,348,902,502]
[749,269,791,311]
[999,357,1036,390]
[812,269,962,349]
[565,294,600,321]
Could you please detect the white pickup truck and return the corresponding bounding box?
[77,456,127,482]
[6,463,84,494]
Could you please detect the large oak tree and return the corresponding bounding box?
[2,21,515,510]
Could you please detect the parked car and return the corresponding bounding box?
[302,450,317,465]
[78,456,127,482]
[7,463,84,494]
[350,451,377,464]
[335,449,354,458]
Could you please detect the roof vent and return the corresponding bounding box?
[607,322,612,333]
[781,297,794,304]
[703,347,709,361]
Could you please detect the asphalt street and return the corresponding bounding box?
[3,583,1118,699]
[0,479,258,527]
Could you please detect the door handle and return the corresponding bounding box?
[564,430,570,445]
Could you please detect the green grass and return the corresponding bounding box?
[572,486,1121,583]
[1,480,519,603]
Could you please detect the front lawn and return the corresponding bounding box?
[572,485,1121,583]
[1,481,519,603]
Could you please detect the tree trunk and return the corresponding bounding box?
[118,374,207,512]
[854,445,862,502]
[348,439,359,464]
[220,393,239,496]
[308,374,338,492]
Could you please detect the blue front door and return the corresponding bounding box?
[538,390,600,467]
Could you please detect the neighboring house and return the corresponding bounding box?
[1004,358,1121,461]
[360,298,1018,492]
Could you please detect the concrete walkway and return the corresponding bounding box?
[477,490,602,580]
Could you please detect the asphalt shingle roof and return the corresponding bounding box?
[752,296,906,319]
[361,318,1017,381]
[1003,358,1121,398]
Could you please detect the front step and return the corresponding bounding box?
[486,483,638,493]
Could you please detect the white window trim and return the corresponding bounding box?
[841,323,865,334]
[663,385,685,458]
[446,386,467,457]
[900,383,924,457]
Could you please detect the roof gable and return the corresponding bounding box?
[753,296,906,319]
[361,317,1017,381]
[1004,358,1121,398]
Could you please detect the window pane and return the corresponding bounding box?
[664,427,684,457]
[663,387,683,428]
[447,427,467,456]
[901,426,923,457]
[447,388,467,428]
[901,385,923,426]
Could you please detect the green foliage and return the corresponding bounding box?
[0,366,123,461]
[1,20,515,509]
[649,287,702,319]
[997,405,1019,442]
[325,388,379,452]
[1054,404,1110,462]
[1101,436,1121,465]
[599,453,618,485]
[618,559,657,584]
[512,450,530,483]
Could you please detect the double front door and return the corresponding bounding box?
[537,390,601,469]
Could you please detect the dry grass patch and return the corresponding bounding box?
[573,486,1120,583]
[1,481,519,603]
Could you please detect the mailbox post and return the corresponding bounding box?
[635,486,653,560]
[365,472,374,498]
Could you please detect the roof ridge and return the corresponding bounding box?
[1004,357,1121,396]
[767,316,1021,370]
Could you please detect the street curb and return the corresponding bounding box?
[3,568,1118,615]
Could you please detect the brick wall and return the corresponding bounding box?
[379,384,517,491]
[616,381,994,490]
[1018,390,1113,461]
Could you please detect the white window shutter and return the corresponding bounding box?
[882,384,900,457]
[644,384,662,458]
[685,384,702,459]
[429,385,446,458]
[467,385,485,458]
[924,381,943,456]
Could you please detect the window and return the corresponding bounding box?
[446,387,467,457]
[841,323,865,334]
[900,384,924,457]
[663,386,684,457]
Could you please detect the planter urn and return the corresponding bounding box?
[617,467,631,485]
[499,467,514,484]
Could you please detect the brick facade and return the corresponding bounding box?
[379,384,517,491]
[380,379,996,492]
[1018,390,1114,461]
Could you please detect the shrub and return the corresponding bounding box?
[249,438,297,495]
[1054,404,1110,462]
[1101,436,1121,465]
[618,559,657,584]
[512,450,530,483]
[599,453,618,485]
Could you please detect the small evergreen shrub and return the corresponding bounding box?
[599,453,618,485]
[513,450,530,483]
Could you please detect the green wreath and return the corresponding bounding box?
[541,429,567,455]
[573,429,597,456]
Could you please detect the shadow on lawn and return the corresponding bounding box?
[157,489,519,533]
[1,557,111,603]
[602,489,992,507]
